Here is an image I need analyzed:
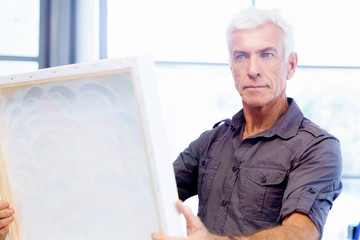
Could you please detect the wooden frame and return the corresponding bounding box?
[0,56,183,239]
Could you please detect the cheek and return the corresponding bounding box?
[278,68,289,88]
[268,68,287,89]
[233,72,245,91]
[231,68,240,84]
[273,75,288,95]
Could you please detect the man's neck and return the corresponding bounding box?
[242,97,289,140]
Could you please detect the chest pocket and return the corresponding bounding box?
[240,168,287,222]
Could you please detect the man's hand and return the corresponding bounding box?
[151,200,218,240]
[0,200,14,240]
[151,200,318,240]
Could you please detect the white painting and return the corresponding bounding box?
[0,56,182,240]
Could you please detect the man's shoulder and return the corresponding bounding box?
[298,117,339,142]
[188,118,234,156]
[199,118,233,141]
[212,118,233,129]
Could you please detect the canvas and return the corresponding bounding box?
[0,56,183,239]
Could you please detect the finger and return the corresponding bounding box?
[0,207,14,219]
[0,216,14,229]
[0,225,9,237]
[0,201,9,210]
[175,200,200,228]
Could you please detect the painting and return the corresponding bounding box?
[0,56,183,239]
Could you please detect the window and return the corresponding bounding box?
[107,0,253,63]
[256,0,360,67]
[0,0,105,76]
[0,0,40,75]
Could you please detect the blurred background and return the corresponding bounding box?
[1,0,359,239]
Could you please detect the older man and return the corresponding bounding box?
[152,7,342,240]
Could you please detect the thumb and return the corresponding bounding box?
[175,200,201,230]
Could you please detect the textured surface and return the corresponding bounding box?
[0,72,160,239]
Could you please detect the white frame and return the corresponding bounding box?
[0,55,183,239]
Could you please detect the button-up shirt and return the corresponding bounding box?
[174,98,342,237]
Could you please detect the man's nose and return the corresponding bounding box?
[247,56,261,78]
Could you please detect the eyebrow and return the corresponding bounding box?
[232,50,249,56]
[233,47,279,55]
[257,47,278,54]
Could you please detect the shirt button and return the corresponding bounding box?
[221,200,228,207]
[201,160,206,166]
[232,166,238,172]
[261,176,267,183]
[308,187,316,194]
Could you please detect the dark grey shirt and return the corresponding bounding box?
[174,98,342,237]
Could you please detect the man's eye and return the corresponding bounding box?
[235,55,245,60]
[262,52,273,58]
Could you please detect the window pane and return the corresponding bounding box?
[155,63,239,158]
[0,0,40,57]
[287,67,360,176]
[107,0,252,63]
[0,61,39,76]
[256,0,360,67]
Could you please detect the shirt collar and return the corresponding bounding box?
[231,98,304,139]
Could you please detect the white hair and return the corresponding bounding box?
[226,7,295,61]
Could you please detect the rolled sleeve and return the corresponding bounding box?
[279,136,343,235]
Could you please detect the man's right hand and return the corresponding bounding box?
[151,200,220,240]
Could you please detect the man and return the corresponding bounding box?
[152,7,342,240]
[0,200,14,240]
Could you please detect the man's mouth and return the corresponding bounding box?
[244,85,267,89]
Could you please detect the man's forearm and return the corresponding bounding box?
[212,225,318,240]
[211,213,319,240]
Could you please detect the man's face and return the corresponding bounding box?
[229,23,297,109]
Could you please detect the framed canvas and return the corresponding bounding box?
[0,56,183,239]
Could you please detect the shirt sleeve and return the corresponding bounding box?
[173,129,214,201]
[173,121,230,202]
[173,146,199,201]
[280,135,343,236]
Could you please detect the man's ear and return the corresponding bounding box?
[286,52,298,80]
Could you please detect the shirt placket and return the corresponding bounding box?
[213,138,252,234]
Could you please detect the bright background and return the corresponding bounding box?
[1,0,360,239]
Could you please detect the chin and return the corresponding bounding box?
[243,97,270,108]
